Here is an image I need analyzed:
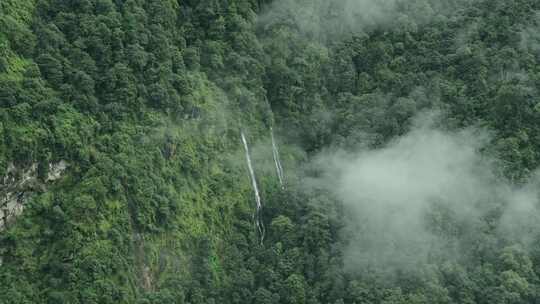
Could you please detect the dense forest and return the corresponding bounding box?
[2,0,540,303]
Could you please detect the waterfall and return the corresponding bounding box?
[271,127,285,189]
[241,131,265,243]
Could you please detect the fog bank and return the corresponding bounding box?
[308,115,540,273]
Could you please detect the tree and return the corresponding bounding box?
[283,274,306,304]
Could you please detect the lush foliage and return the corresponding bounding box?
[2,0,540,303]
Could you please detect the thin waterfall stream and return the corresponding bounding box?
[241,131,265,243]
[270,127,285,189]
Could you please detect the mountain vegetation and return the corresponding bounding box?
[2,0,540,303]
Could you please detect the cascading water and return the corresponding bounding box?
[241,131,265,243]
[270,127,285,189]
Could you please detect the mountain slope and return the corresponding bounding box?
[2,0,540,303]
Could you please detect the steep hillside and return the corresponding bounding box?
[2,0,540,303]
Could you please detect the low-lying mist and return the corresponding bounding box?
[259,0,477,42]
[307,115,540,274]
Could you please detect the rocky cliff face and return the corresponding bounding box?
[0,161,67,230]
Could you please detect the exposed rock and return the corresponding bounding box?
[0,161,67,231]
[142,265,153,291]
[47,161,67,182]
